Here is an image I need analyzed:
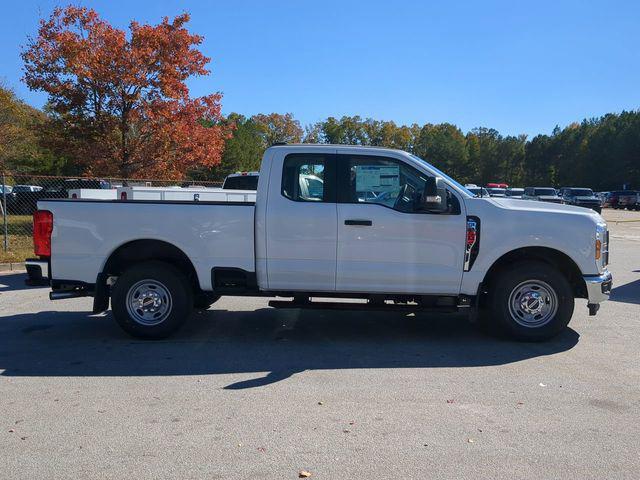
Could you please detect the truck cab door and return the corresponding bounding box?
[335,152,466,295]
[263,152,337,291]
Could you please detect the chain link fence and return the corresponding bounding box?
[1,172,222,264]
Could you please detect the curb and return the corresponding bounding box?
[0,262,25,273]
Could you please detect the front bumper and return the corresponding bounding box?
[583,270,612,305]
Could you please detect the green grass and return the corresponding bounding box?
[0,215,33,264]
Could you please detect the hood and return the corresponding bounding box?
[488,197,603,218]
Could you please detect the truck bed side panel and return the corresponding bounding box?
[40,200,255,291]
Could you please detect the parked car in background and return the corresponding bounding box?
[0,184,13,195]
[465,185,490,197]
[12,184,43,193]
[486,187,507,197]
[559,187,602,213]
[505,188,524,199]
[603,191,627,209]
[617,190,639,210]
[6,185,44,212]
[222,172,259,190]
[523,187,563,204]
[595,192,609,206]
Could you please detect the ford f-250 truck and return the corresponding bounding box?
[28,144,612,341]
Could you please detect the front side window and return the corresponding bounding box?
[339,155,430,213]
[282,154,327,202]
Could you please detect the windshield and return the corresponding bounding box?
[568,189,593,197]
[409,154,474,196]
[534,188,557,196]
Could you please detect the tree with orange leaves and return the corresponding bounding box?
[22,6,230,178]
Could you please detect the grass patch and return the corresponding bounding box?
[1,215,33,263]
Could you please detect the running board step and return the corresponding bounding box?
[268,300,459,313]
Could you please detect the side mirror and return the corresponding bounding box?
[421,176,448,213]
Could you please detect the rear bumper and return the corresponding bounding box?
[583,270,612,305]
[25,258,49,286]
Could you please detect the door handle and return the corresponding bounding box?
[344,219,372,226]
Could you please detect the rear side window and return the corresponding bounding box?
[223,175,259,190]
[282,154,334,202]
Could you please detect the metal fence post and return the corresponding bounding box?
[2,172,7,252]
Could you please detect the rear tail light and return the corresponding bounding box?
[33,210,53,257]
[120,191,127,200]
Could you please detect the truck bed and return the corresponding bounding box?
[39,198,256,291]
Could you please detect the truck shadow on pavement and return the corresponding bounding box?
[610,278,640,305]
[0,272,37,292]
[0,306,580,389]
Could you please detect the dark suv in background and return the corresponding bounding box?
[559,187,602,213]
[522,187,563,203]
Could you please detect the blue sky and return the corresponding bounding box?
[2,0,639,137]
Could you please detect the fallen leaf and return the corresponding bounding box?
[20,437,27,441]
[8,429,15,433]
[539,383,547,387]
[299,471,312,478]
[317,402,323,405]
[343,429,350,433]
[467,438,475,443]
[446,399,455,404]
[257,447,266,453]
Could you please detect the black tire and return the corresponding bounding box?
[111,261,193,339]
[487,261,574,341]
[194,293,221,310]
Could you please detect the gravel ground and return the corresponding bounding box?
[0,209,639,479]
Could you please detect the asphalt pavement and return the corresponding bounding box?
[0,209,639,479]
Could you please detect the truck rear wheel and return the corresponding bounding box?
[488,261,574,341]
[111,261,193,339]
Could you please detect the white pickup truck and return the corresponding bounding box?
[28,144,612,341]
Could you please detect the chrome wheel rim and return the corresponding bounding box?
[507,280,558,328]
[125,280,172,326]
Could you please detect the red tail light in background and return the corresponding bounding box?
[33,210,53,257]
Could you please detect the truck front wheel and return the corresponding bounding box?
[111,261,194,339]
[488,261,574,341]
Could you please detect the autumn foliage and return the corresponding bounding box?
[22,6,230,177]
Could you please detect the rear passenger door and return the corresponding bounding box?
[264,153,337,291]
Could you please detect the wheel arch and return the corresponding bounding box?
[101,239,201,292]
[481,246,587,299]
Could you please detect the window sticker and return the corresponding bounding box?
[355,165,400,192]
